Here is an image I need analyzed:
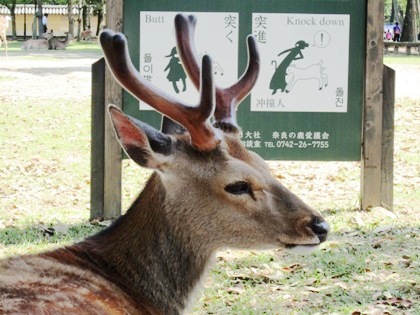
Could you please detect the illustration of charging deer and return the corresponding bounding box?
[0,14,329,314]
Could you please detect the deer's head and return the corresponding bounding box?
[100,14,329,254]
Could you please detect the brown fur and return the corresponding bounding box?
[81,29,92,41]
[0,15,11,56]
[48,32,72,50]
[224,133,254,162]
[21,32,52,50]
[21,39,49,50]
[0,255,158,314]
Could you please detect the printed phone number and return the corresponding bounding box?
[264,140,329,149]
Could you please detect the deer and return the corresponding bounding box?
[48,31,73,50]
[0,15,11,57]
[0,14,329,315]
[81,27,92,41]
[21,31,53,50]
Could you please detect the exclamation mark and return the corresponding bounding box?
[320,33,324,46]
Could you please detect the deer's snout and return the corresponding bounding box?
[307,216,329,243]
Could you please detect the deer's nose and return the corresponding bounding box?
[307,217,330,243]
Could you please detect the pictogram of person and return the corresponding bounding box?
[269,40,309,94]
[164,47,187,94]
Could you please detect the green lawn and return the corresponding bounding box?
[384,55,420,65]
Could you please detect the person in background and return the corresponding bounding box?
[385,29,392,41]
[392,22,401,42]
[42,13,48,33]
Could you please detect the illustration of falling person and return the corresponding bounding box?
[164,47,187,94]
[269,40,309,94]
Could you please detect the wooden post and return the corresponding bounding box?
[103,0,124,219]
[91,58,106,220]
[381,66,395,210]
[361,0,384,210]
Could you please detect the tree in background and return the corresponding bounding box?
[385,0,419,41]
[67,0,74,37]
[0,0,102,40]
[91,0,103,36]
[74,0,103,41]
[390,0,404,24]
[37,0,43,37]
[401,0,418,41]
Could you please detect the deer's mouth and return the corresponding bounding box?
[283,243,321,254]
[284,243,318,249]
[280,217,330,249]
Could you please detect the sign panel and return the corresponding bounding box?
[139,11,239,110]
[123,0,366,161]
[251,13,350,113]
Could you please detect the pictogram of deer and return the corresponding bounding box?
[0,14,329,314]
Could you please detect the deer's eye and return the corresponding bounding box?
[225,181,252,196]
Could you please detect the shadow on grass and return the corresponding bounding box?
[2,40,103,59]
[7,66,96,76]
[0,222,105,247]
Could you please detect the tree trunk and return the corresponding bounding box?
[11,14,16,40]
[96,10,103,36]
[37,0,43,38]
[82,2,90,32]
[94,0,105,36]
[32,1,37,39]
[401,0,416,41]
[76,0,82,41]
[5,1,17,40]
[68,0,74,37]
[390,0,399,24]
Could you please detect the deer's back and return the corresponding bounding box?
[0,249,161,315]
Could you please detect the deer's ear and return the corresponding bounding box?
[108,106,173,169]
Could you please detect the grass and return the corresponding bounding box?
[384,55,420,65]
[0,48,419,314]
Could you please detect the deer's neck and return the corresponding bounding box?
[63,34,70,44]
[78,173,213,314]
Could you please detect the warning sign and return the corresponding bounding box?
[251,13,350,113]
[139,11,239,110]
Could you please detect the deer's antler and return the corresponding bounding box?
[100,30,219,151]
[174,14,260,132]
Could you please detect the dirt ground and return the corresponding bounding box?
[0,50,102,102]
[1,49,419,103]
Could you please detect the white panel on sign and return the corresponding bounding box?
[139,11,239,110]
[251,13,350,113]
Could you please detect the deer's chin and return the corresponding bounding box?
[284,244,320,254]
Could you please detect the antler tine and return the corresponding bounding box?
[100,30,219,151]
[175,14,260,131]
[174,14,201,91]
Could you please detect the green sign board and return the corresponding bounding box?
[122,0,366,161]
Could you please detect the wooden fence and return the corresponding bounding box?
[384,42,420,55]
